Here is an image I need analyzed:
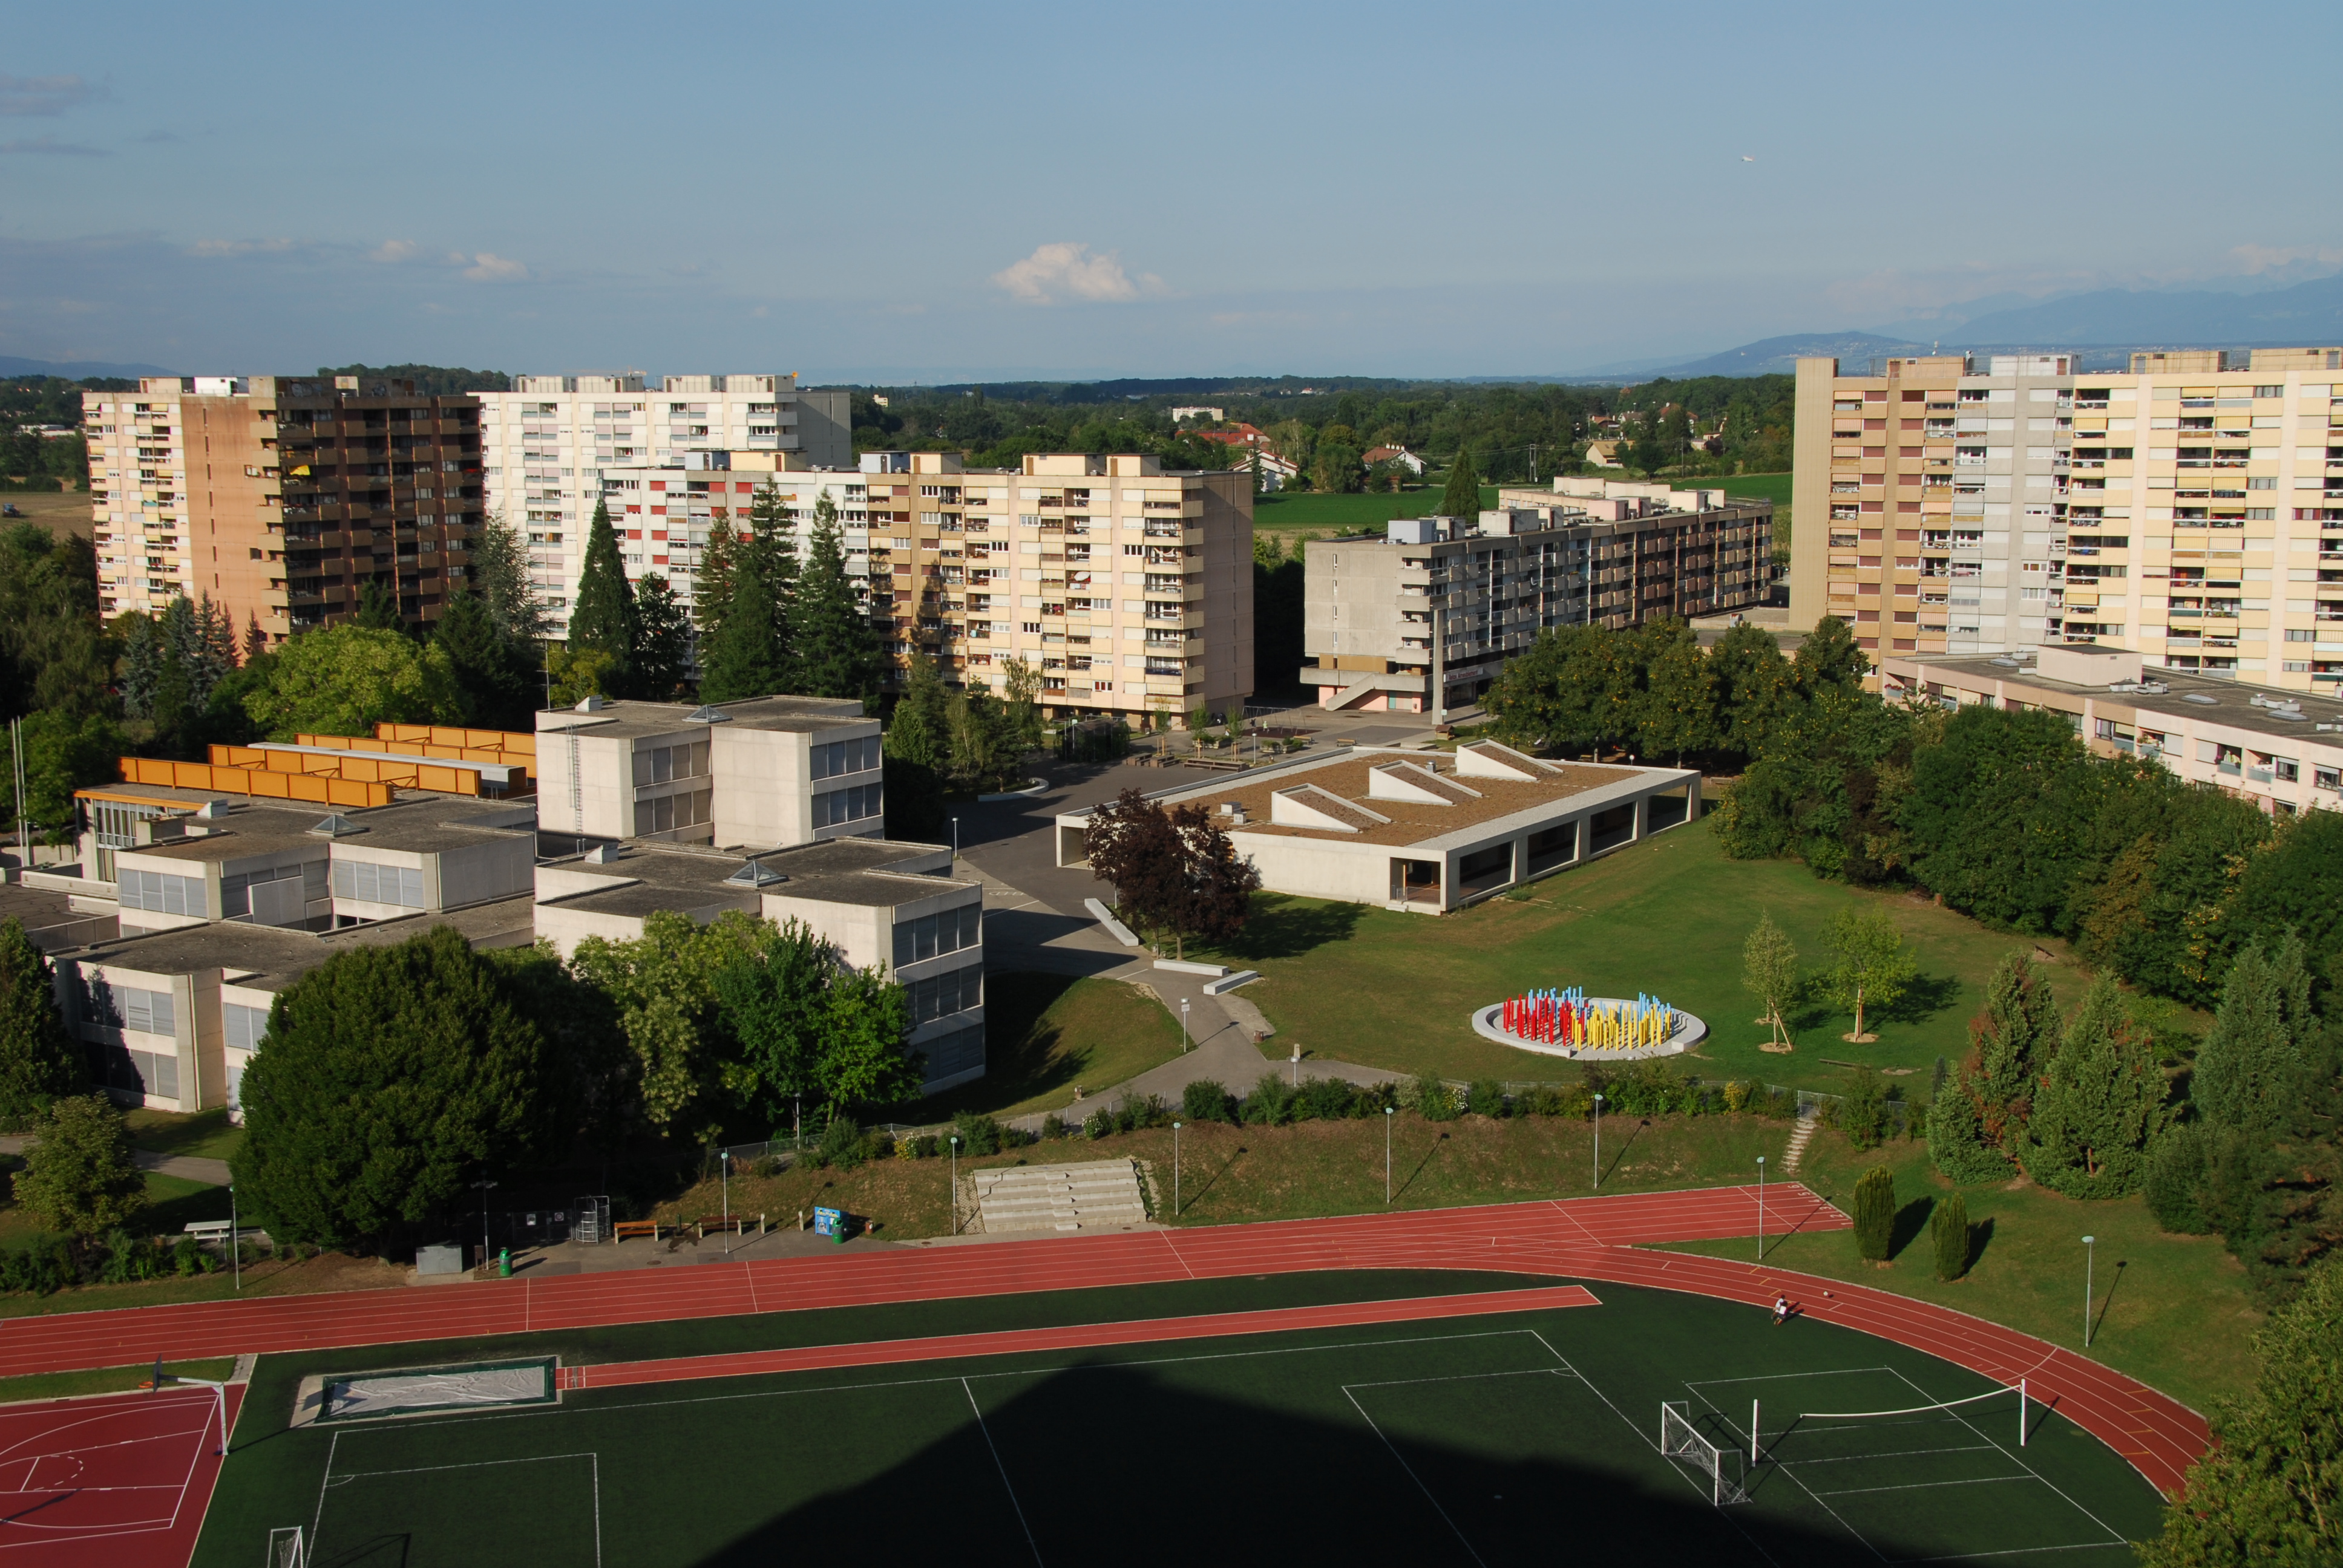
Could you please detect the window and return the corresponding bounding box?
[331,860,425,907]
[90,1043,178,1101]
[892,904,983,968]
[224,1002,269,1051]
[632,741,709,786]
[119,867,206,918]
[643,791,710,834]
[812,782,883,827]
[80,977,176,1037]
[905,960,983,1025]
[809,735,882,779]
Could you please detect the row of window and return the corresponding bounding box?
[82,980,177,1037]
[814,782,882,828]
[89,1044,179,1102]
[332,861,425,908]
[894,903,983,968]
[224,1002,269,1052]
[641,789,712,834]
[906,961,983,1026]
[810,734,882,779]
[633,740,710,786]
[120,867,205,918]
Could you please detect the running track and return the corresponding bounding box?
[0,1183,2210,1498]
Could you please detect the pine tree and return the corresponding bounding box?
[794,493,881,700]
[1967,951,2059,1152]
[1932,1190,1970,1280]
[882,655,950,841]
[744,480,799,692]
[244,612,267,664]
[1438,446,1481,520]
[354,579,401,630]
[2022,974,2171,1198]
[696,564,782,702]
[430,590,534,731]
[1927,1066,2008,1184]
[0,918,82,1128]
[569,500,638,693]
[1852,1165,1896,1261]
[695,514,740,654]
[2194,936,2313,1137]
[116,613,160,722]
[470,509,549,642]
[632,577,693,701]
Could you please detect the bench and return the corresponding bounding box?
[694,1214,746,1238]
[612,1220,663,1243]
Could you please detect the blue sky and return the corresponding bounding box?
[3,1,2338,381]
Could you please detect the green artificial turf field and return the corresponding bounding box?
[194,1271,2161,1566]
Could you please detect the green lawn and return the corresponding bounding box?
[1252,487,1446,537]
[1196,817,2170,1096]
[919,972,1188,1122]
[0,1357,235,1405]
[0,1168,232,1253]
[1663,1126,2259,1420]
[125,1106,243,1165]
[192,1270,2160,1567]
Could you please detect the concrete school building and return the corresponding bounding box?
[1305,480,1773,714]
[1054,740,1699,914]
[1789,346,2343,690]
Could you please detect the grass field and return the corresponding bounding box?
[0,1357,235,1403]
[125,1106,243,1165]
[922,973,1187,1122]
[191,1270,2162,1567]
[1192,817,2194,1094]
[0,486,91,538]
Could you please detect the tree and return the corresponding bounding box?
[2140,1254,2343,1565]
[715,926,918,1121]
[1438,446,1482,520]
[0,918,82,1126]
[2195,936,2315,1137]
[469,509,550,644]
[697,564,784,703]
[1851,1165,1895,1261]
[742,480,800,693]
[1634,621,1717,762]
[695,515,740,654]
[353,579,401,630]
[1823,906,1915,1043]
[243,624,461,739]
[545,643,613,708]
[1901,705,2098,934]
[568,910,761,1142]
[883,653,950,841]
[11,1096,143,1240]
[1165,802,1262,960]
[813,965,920,1111]
[568,501,638,693]
[2021,973,2170,1200]
[1742,912,1799,1053]
[794,494,882,701]
[430,590,536,731]
[231,927,557,1248]
[632,577,693,701]
[1,710,126,844]
[2226,809,2343,1000]
[0,523,113,725]
[1792,615,1868,694]
[1932,1190,1970,1281]
[1083,789,1260,959]
[1705,622,1796,763]
[1931,951,2060,1184]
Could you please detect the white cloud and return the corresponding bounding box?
[461,252,526,282]
[2229,244,2343,277]
[0,135,106,157]
[0,76,100,117]
[188,237,297,257]
[370,239,419,263]
[991,243,1162,305]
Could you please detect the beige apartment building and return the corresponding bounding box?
[1793,347,2343,691]
[82,375,485,644]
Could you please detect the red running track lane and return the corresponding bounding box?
[0,1383,243,1568]
[572,1284,1600,1391]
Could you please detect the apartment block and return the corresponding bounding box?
[1792,348,2343,690]
[474,374,853,635]
[1304,481,1774,713]
[860,451,1253,721]
[82,374,485,642]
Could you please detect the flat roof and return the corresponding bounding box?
[117,797,535,866]
[1071,748,1667,849]
[537,694,870,741]
[541,837,969,919]
[1889,653,2343,746]
[61,894,539,986]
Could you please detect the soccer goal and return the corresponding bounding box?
[1660,1401,1748,1505]
[266,1526,304,1567]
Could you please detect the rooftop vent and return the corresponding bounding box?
[1991,657,2022,667]
[685,705,733,724]
[574,694,609,712]
[583,841,623,864]
[309,814,363,837]
[2183,693,2220,705]
[194,800,233,820]
[724,857,785,888]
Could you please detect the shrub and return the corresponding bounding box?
[1932,1190,1970,1280]
[2144,1124,2212,1234]
[1181,1079,1233,1125]
[1723,1080,1753,1113]
[1040,1114,1068,1140]
[1852,1165,1895,1262]
[1838,1068,1888,1151]
[1411,1073,1460,1121]
[952,1111,1003,1156]
[816,1115,869,1169]
[1466,1079,1508,1118]
[913,1134,940,1158]
[1242,1073,1296,1126]
[1083,1109,1112,1138]
[894,1131,920,1161]
[1300,1076,1359,1121]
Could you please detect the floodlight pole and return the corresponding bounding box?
[1368,1101,1387,1200]
[951,816,959,863]
[1592,1094,1605,1191]
[473,1177,497,1273]
[950,1135,961,1235]
[721,1149,732,1256]
[1751,1398,1760,1466]
[1173,1121,1182,1218]
[1179,998,1190,1053]
[2082,1235,2096,1348]
[1755,1155,1766,1261]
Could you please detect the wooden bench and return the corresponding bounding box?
[612,1220,663,1243]
[694,1214,745,1238]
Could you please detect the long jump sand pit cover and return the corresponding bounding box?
[293,1357,560,1426]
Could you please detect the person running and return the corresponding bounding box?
[1772,1294,1791,1327]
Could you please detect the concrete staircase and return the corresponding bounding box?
[972,1160,1149,1233]
[1780,1106,1820,1175]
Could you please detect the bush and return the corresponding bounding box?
[816,1115,869,1169]
[1181,1079,1233,1125]
[1083,1108,1112,1138]
[1040,1114,1068,1140]
[1300,1076,1360,1121]
[1837,1068,1889,1151]
[952,1111,1003,1156]
[1852,1165,1895,1262]
[1466,1079,1508,1118]
[2144,1124,2212,1234]
[894,1131,920,1161]
[1932,1190,1970,1280]
[1242,1073,1296,1126]
[1411,1073,1459,1121]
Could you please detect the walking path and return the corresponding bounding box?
[0,1181,2209,1497]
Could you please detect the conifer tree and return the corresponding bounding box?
[744,480,799,691]
[1932,1190,1970,1280]
[354,579,401,630]
[882,655,949,841]
[2022,973,2170,1198]
[1852,1165,1895,1261]
[696,564,782,703]
[2194,935,2313,1137]
[695,515,740,654]
[470,509,549,643]
[0,918,82,1128]
[632,578,693,701]
[1438,446,1481,520]
[794,494,882,700]
[569,501,638,693]
[430,590,535,730]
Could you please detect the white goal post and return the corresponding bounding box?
[266,1526,305,1567]
[1660,1401,1748,1506]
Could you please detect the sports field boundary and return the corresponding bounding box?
[568,1283,1601,1390]
[0,1181,2210,1498]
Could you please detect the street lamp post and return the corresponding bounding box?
[473,1177,497,1273]
[1179,998,1191,1052]
[229,1183,240,1291]
[951,816,959,863]
[1591,1093,1605,1191]
[949,1135,961,1235]
[1755,1155,1766,1262]
[1173,1122,1182,1217]
[720,1149,732,1256]
[2082,1235,2097,1348]
[1368,1101,1387,1200]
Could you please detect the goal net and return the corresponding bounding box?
[266,1526,305,1568]
[1660,1401,1748,1505]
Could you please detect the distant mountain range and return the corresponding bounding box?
[1576,272,2343,381]
[0,354,174,381]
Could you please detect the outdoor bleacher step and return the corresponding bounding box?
[973,1159,1149,1233]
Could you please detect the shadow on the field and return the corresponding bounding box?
[1889,1196,1934,1261]
[687,1367,1937,1568]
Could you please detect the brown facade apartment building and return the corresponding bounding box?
[83,374,485,644]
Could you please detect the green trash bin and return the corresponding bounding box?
[498,1247,511,1278]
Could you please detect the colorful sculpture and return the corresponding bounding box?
[1499,987,1679,1052]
